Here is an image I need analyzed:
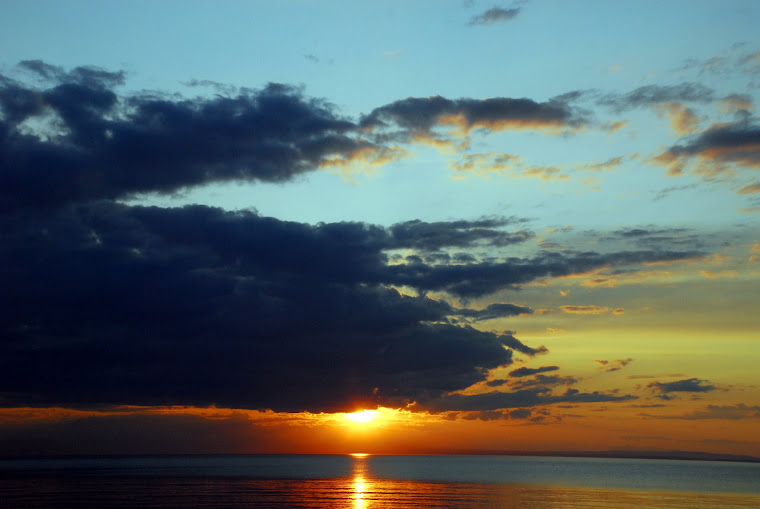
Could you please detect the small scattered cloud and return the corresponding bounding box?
[605,120,628,133]
[469,7,521,26]
[719,94,753,114]
[595,358,634,372]
[509,366,560,377]
[509,374,579,390]
[626,373,686,380]
[450,153,569,181]
[647,378,716,399]
[653,183,699,201]
[578,156,626,172]
[651,122,760,176]
[361,94,587,139]
[738,183,760,194]
[599,83,715,112]
[739,51,760,74]
[656,103,700,134]
[642,404,760,420]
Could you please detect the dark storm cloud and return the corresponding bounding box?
[647,378,716,400]
[0,202,552,412]
[360,94,585,136]
[469,7,520,25]
[599,83,715,112]
[0,199,683,412]
[0,62,706,414]
[509,366,560,377]
[0,65,372,212]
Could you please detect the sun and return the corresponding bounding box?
[345,409,379,425]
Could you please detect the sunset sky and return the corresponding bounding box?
[1,0,759,458]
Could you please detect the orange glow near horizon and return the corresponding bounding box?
[2,400,760,458]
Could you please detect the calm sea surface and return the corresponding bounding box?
[1,454,758,508]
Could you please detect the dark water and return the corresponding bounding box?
[1,454,759,508]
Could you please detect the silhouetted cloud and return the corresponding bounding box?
[509,374,578,390]
[0,197,688,411]
[0,202,558,412]
[647,378,716,400]
[361,94,586,137]
[460,408,533,421]
[388,218,533,250]
[387,249,703,297]
[509,366,559,377]
[612,226,690,238]
[17,59,126,87]
[425,388,634,412]
[457,303,534,321]
[0,65,382,212]
[655,122,760,171]
[0,62,711,416]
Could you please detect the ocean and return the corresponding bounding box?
[1,454,758,508]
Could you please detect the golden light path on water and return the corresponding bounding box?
[2,454,760,508]
[336,454,760,509]
[350,453,370,509]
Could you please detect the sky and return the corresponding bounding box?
[0,0,759,458]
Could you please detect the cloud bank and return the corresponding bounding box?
[4,63,713,414]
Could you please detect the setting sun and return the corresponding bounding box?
[345,410,379,425]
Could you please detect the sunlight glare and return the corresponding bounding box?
[345,409,379,424]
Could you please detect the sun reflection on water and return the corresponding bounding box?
[351,453,370,509]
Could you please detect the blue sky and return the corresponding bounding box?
[2,1,757,227]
